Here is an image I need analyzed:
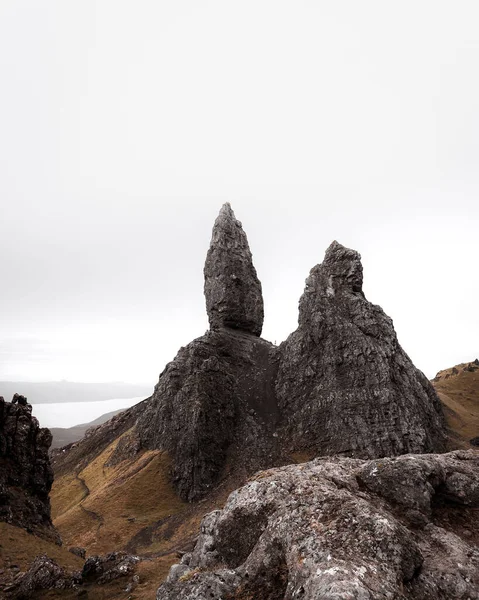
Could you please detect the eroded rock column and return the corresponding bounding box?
[204,203,264,336]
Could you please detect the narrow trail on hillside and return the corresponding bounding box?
[75,473,104,532]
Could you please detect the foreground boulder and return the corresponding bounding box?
[158,450,479,600]
[0,394,60,543]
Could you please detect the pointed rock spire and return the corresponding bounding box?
[276,240,446,459]
[204,203,264,336]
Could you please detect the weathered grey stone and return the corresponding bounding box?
[276,241,446,459]
[204,203,264,336]
[157,451,479,600]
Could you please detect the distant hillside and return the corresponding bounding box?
[0,381,151,404]
[49,408,125,449]
[432,359,479,447]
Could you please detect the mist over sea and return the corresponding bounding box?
[31,396,145,429]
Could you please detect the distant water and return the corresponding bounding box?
[31,396,145,429]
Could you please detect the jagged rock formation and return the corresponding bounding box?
[0,394,60,544]
[158,450,479,600]
[134,208,446,503]
[137,204,277,500]
[204,202,264,336]
[276,241,446,458]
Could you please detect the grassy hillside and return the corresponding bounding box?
[52,434,186,554]
[48,423,235,599]
[432,360,479,447]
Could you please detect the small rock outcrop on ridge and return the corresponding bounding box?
[0,394,60,544]
[158,450,479,600]
[204,202,264,336]
[5,552,141,599]
[276,241,446,458]
[135,207,446,503]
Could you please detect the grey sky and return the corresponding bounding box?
[0,1,478,384]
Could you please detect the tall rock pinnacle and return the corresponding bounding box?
[204,203,264,336]
[276,240,446,458]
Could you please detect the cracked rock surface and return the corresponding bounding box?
[157,450,479,600]
[204,202,264,337]
[276,241,446,458]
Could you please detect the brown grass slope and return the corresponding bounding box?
[49,418,239,599]
[432,359,479,448]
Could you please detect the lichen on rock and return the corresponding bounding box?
[157,450,479,600]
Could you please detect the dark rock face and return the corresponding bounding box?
[158,450,479,600]
[137,328,281,501]
[134,210,446,504]
[276,241,446,458]
[204,203,264,336]
[0,395,60,543]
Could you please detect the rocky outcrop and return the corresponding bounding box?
[158,450,479,600]
[81,551,140,584]
[204,203,264,336]
[0,394,60,544]
[137,328,281,501]
[276,241,446,458]
[136,204,278,501]
[4,556,81,599]
[133,210,446,503]
[5,552,141,599]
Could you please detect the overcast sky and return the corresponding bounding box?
[0,1,478,386]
